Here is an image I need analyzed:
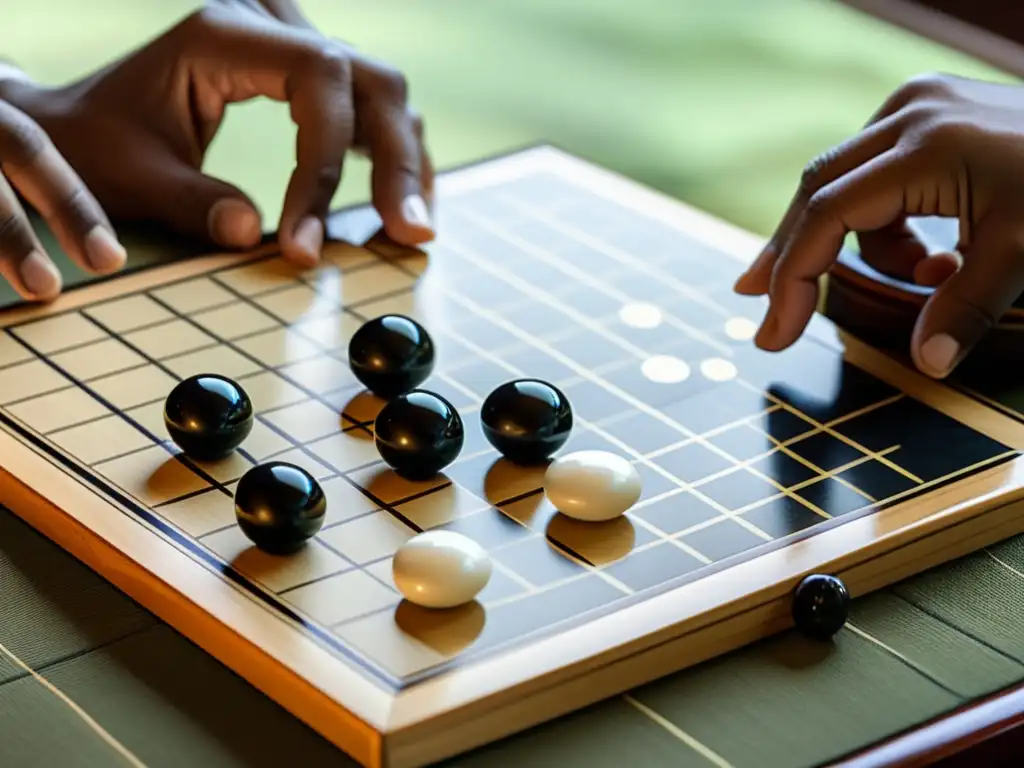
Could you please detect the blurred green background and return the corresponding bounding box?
[2,0,1016,239]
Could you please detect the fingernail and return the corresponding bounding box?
[20,250,61,298]
[293,216,323,262]
[209,199,262,247]
[918,333,960,378]
[85,226,127,272]
[401,194,432,231]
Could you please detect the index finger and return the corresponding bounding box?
[277,52,356,265]
[756,147,930,351]
[175,9,358,263]
[0,102,124,276]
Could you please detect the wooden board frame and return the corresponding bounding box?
[3,146,1024,767]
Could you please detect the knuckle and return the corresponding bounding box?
[52,185,98,232]
[897,71,952,101]
[798,150,838,198]
[312,164,342,201]
[0,209,33,256]
[356,57,410,104]
[378,65,409,104]
[804,188,836,220]
[918,117,969,151]
[0,105,49,168]
[896,99,938,126]
[956,296,1000,331]
[308,47,353,85]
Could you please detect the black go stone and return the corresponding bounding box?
[791,573,850,641]
[374,389,464,480]
[348,314,435,399]
[481,379,573,464]
[234,462,327,555]
[164,374,253,461]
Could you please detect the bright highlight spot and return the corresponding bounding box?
[724,316,757,341]
[641,355,690,384]
[619,303,663,329]
[700,357,737,382]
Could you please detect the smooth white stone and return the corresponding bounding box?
[392,531,492,609]
[543,450,642,522]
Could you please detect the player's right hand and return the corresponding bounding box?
[734,73,1024,380]
[0,95,124,301]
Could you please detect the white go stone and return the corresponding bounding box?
[543,450,642,522]
[392,531,493,609]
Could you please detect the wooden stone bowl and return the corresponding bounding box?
[824,247,1024,377]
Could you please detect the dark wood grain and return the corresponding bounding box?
[895,1,1024,46]
[824,249,1024,377]
[831,681,1024,767]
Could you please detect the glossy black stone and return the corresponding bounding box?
[164,374,253,461]
[480,379,572,464]
[374,389,464,480]
[234,462,326,555]
[791,573,850,641]
[348,314,435,398]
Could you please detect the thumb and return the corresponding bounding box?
[910,215,1024,378]
[139,158,263,249]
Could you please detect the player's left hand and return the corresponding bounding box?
[0,1,434,267]
[733,72,1024,379]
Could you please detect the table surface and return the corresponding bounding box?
[3,2,1024,767]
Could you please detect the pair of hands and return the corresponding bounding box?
[0,0,433,301]
[1,8,1018,382]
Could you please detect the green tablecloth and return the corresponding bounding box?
[3,2,1024,766]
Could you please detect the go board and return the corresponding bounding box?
[3,145,1024,768]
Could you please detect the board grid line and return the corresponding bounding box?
[0,276,1007,561]
[497,189,736,319]
[427,234,824,542]
[4,270,991,684]
[0,404,406,691]
[136,270,557,599]
[342,300,718,567]
[3,251,588,675]
[456,206,734,357]
[388,208,955,535]
[3,330,239,499]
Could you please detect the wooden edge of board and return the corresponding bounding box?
[0,239,378,329]
[4,387,1022,768]
[384,498,1024,768]
[381,455,1024,733]
[0,433,389,768]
